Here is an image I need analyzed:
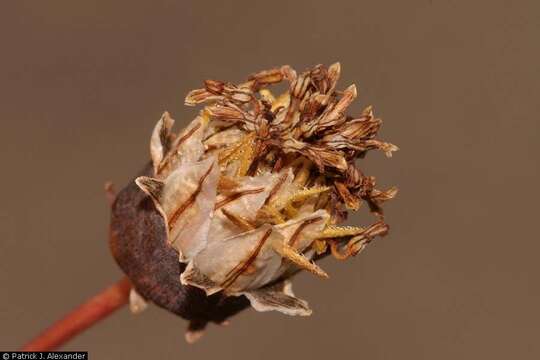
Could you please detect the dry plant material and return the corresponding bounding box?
[110,63,398,343]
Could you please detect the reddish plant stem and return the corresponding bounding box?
[21,277,131,351]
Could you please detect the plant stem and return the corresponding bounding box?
[21,277,131,351]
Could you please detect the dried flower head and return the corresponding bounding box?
[110,63,397,342]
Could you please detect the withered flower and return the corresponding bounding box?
[109,63,397,343]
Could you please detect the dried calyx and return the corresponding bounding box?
[111,63,397,341]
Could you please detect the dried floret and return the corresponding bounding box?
[111,63,398,342]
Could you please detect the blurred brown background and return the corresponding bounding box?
[1,1,538,359]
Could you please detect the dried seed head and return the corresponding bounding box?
[111,63,398,341]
